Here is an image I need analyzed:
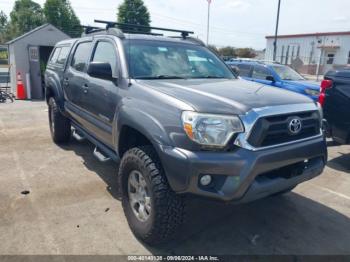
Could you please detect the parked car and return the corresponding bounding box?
[319,69,350,144]
[45,24,327,245]
[226,61,320,101]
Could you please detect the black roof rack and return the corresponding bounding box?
[94,20,194,38]
[82,25,103,34]
[120,29,163,36]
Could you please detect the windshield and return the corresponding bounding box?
[272,65,305,81]
[124,40,235,80]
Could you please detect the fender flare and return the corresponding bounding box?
[115,105,174,150]
[45,76,65,113]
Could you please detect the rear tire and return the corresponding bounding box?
[48,97,71,144]
[119,146,185,245]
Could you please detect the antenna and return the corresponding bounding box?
[94,20,194,39]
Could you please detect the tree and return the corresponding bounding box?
[117,0,151,33]
[44,0,81,37]
[235,48,256,58]
[218,46,236,58]
[208,44,219,55]
[9,0,45,37]
[0,11,9,43]
[0,11,7,30]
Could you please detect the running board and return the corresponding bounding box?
[93,147,111,162]
[72,129,85,142]
[71,122,120,163]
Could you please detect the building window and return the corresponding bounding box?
[285,45,290,65]
[347,51,350,64]
[0,46,9,65]
[280,45,284,63]
[326,53,335,65]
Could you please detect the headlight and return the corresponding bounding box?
[305,88,320,97]
[181,111,244,147]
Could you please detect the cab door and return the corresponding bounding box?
[64,40,93,111]
[84,39,120,146]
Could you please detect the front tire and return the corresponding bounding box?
[119,146,185,245]
[48,97,71,144]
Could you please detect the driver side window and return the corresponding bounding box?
[252,66,271,80]
[92,41,118,76]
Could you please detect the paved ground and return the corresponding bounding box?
[0,101,349,255]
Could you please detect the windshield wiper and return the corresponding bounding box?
[192,75,226,79]
[135,75,187,80]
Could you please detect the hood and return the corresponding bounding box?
[283,80,320,91]
[137,78,314,115]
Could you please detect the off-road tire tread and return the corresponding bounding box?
[119,146,185,245]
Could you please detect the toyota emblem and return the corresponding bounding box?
[288,118,302,135]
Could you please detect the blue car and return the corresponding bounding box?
[226,61,320,101]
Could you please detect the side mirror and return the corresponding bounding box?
[87,62,113,81]
[266,75,275,82]
[230,66,240,75]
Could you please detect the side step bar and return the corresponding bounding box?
[71,122,120,163]
[93,147,111,162]
[72,129,85,142]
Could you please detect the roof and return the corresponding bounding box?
[266,31,350,39]
[123,34,200,45]
[78,31,202,46]
[56,38,78,46]
[7,23,70,44]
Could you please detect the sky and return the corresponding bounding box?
[1,0,350,49]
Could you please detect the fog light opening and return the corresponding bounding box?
[200,175,212,186]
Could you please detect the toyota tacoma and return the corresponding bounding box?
[45,21,327,245]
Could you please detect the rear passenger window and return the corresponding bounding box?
[237,64,252,77]
[56,46,70,65]
[50,47,61,63]
[252,66,271,80]
[71,42,92,72]
[92,41,118,75]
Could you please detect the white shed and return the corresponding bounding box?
[7,24,70,99]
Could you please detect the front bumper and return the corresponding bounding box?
[156,136,327,202]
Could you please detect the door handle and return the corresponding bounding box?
[82,84,89,94]
[63,78,69,86]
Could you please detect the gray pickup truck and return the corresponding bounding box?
[45,24,327,244]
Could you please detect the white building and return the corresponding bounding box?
[265,31,350,75]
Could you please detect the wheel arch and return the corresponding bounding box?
[115,106,174,157]
[45,76,65,112]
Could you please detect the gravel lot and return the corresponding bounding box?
[0,101,349,255]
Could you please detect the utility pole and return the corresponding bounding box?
[316,36,325,81]
[206,0,211,45]
[273,0,281,61]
